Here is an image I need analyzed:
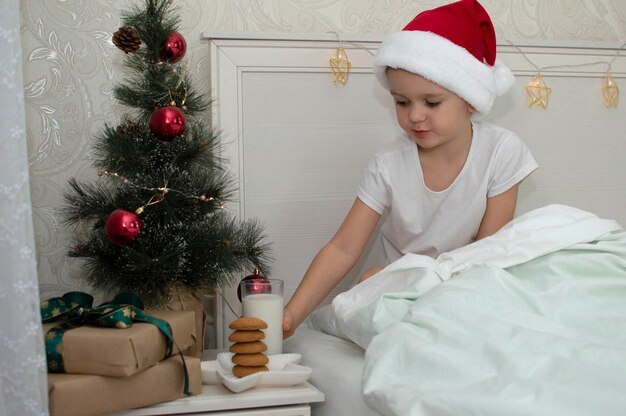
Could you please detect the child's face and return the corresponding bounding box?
[386,68,475,151]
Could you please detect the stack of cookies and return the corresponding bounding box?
[228,317,270,378]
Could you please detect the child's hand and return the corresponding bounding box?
[282,308,296,339]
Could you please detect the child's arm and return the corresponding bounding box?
[476,184,520,240]
[282,198,381,338]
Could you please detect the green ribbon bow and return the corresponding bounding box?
[41,291,190,395]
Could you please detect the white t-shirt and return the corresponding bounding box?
[357,120,538,263]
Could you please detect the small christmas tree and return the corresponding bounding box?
[62,0,271,306]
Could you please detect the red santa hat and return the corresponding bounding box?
[373,0,514,114]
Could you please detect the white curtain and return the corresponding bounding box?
[0,0,48,414]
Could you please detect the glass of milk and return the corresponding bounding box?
[240,279,284,355]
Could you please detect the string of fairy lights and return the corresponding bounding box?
[98,170,225,215]
[328,35,625,110]
[103,38,623,218]
[505,40,625,109]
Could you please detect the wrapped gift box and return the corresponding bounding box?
[48,355,201,416]
[43,309,197,377]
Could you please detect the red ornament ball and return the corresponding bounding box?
[149,105,186,141]
[105,209,142,245]
[237,270,270,302]
[159,31,187,63]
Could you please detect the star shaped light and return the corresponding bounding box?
[330,47,351,85]
[526,74,551,109]
[602,74,619,108]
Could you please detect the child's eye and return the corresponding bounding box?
[425,101,441,107]
[395,100,409,107]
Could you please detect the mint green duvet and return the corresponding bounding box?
[319,205,626,415]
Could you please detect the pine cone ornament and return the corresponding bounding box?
[112,26,141,54]
[116,120,142,137]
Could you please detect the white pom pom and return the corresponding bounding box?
[493,60,515,96]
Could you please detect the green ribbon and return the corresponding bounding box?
[41,291,190,395]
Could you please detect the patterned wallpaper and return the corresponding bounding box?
[21,0,626,297]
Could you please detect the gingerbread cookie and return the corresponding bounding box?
[232,352,269,367]
[232,365,269,378]
[228,329,265,343]
[229,317,268,330]
[229,340,267,354]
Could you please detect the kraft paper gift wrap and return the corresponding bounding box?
[47,355,201,416]
[165,288,207,358]
[42,309,197,377]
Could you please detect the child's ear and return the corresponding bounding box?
[468,104,477,114]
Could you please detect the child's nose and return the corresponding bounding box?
[408,104,427,122]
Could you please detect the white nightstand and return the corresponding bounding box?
[110,351,325,416]
[111,382,324,415]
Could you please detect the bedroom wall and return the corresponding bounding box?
[21,0,626,297]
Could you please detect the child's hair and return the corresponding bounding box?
[373,0,514,114]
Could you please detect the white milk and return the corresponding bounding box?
[242,293,283,355]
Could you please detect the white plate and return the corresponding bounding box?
[201,352,312,393]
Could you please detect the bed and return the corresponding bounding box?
[286,205,626,415]
[203,34,626,415]
[284,325,377,416]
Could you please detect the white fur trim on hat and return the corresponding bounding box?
[374,31,514,114]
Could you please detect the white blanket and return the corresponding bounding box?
[309,205,626,415]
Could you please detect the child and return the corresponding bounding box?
[283,0,538,338]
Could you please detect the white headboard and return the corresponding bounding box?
[203,33,626,346]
